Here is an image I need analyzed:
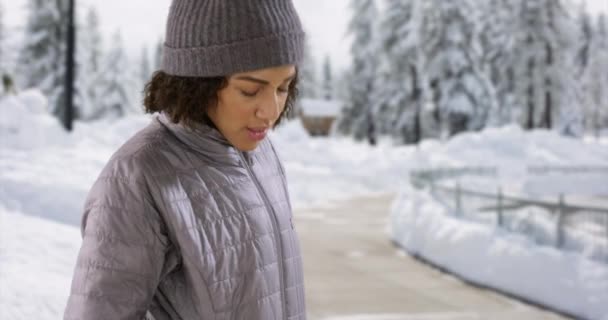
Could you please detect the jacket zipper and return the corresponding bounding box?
[239,152,288,320]
[156,289,184,320]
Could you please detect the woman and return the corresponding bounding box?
[63,1,307,319]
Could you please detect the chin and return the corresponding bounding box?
[234,142,259,152]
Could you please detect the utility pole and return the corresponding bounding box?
[64,0,75,131]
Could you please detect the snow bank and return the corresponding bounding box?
[390,186,608,320]
[0,91,152,225]
[0,90,70,149]
[388,125,608,319]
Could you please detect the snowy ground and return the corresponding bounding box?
[1,91,608,319]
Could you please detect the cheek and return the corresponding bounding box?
[222,101,255,128]
[217,94,250,124]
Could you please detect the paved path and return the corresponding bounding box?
[294,194,572,320]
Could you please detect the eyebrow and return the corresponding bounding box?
[234,73,296,85]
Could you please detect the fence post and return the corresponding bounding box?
[455,181,462,216]
[556,194,565,248]
[497,187,503,227]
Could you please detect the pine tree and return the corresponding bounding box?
[0,1,13,95]
[19,0,69,117]
[574,2,592,78]
[81,8,102,76]
[76,6,104,120]
[476,0,520,126]
[510,0,579,131]
[140,46,151,84]
[337,0,380,144]
[322,55,333,100]
[94,31,136,119]
[583,13,608,136]
[376,0,425,143]
[418,0,495,136]
[298,38,319,100]
[154,39,163,72]
[576,3,594,134]
[0,1,4,73]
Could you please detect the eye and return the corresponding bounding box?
[277,86,289,94]
[240,90,258,97]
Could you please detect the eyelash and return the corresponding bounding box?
[240,87,289,97]
[240,90,258,97]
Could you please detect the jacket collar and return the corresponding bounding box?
[156,113,257,167]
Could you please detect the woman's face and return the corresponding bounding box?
[208,64,296,152]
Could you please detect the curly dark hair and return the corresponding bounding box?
[143,70,299,129]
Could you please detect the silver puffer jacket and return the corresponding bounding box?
[64,114,307,320]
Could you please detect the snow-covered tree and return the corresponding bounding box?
[337,0,380,143]
[140,46,151,84]
[81,8,102,77]
[332,67,350,103]
[575,3,594,134]
[322,55,333,100]
[76,6,104,120]
[19,0,69,117]
[93,31,137,119]
[510,0,579,131]
[298,38,319,100]
[0,1,4,73]
[154,38,163,72]
[582,13,608,136]
[0,1,15,95]
[574,3,593,78]
[418,0,495,136]
[375,0,425,143]
[475,0,520,126]
[338,0,588,142]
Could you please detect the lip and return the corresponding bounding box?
[246,127,269,141]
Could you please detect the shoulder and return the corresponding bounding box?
[85,118,180,213]
[83,119,173,235]
[98,118,178,184]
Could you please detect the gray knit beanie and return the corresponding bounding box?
[161,0,305,77]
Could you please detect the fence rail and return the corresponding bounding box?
[410,166,496,189]
[527,165,608,175]
[410,166,608,263]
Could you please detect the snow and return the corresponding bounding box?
[0,206,80,319]
[299,98,343,117]
[0,90,69,149]
[390,187,608,320]
[1,90,608,319]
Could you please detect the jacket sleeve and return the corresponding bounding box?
[64,176,168,320]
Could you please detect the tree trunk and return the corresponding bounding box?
[63,0,75,131]
[526,57,535,130]
[410,65,421,144]
[543,43,553,129]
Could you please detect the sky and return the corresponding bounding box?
[3,0,608,73]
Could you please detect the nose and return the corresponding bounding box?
[255,90,281,121]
